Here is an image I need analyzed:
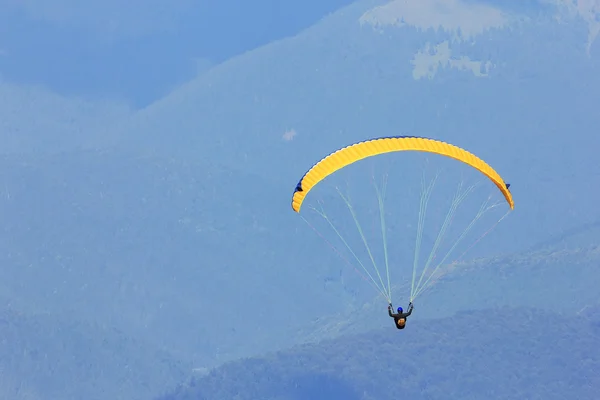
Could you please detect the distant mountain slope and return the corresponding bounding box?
[1,143,596,386]
[1,1,600,399]
[113,0,600,257]
[300,243,600,341]
[0,0,356,106]
[157,306,600,400]
[0,303,186,400]
[0,149,349,367]
[0,81,130,153]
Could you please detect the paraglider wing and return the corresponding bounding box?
[291,136,514,212]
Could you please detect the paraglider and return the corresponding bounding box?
[290,135,514,329]
[388,302,414,329]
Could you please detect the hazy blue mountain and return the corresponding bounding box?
[111,0,600,258]
[0,303,186,400]
[0,0,355,106]
[0,149,344,366]
[300,242,600,341]
[1,0,600,399]
[0,146,597,398]
[157,306,600,400]
[0,81,131,153]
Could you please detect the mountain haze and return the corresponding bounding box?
[0,81,131,153]
[113,0,600,257]
[0,304,185,400]
[0,0,356,106]
[158,306,600,400]
[1,0,599,399]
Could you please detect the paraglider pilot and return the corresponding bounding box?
[388,302,414,329]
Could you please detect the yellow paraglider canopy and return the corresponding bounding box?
[291,136,513,212]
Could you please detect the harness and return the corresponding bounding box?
[395,317,406,329]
